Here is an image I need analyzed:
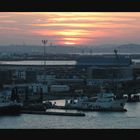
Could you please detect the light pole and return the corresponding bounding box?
[42,40,48,68]
[42,40,48,84]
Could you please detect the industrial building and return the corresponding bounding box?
[0,55,136,95]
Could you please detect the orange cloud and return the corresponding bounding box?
[1,12,140,45]
[0,20,17,23]
[31,23,94,28]
[64,38,79,41]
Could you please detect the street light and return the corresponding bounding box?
[42,40,48,84]
[42,40,48,67]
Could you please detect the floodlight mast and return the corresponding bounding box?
[42,40,48,84]
[42,40,48,67]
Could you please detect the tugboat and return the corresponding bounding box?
[0,87,23,115]
[65,87,127,112]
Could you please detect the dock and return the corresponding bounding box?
[21,110,85,116]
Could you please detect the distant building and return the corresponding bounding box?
[3,83,48,95]
[50,85,70,92]
[87,66,133,86]
[76,55,133,86]
[36,75,56,85]
[0,55,134,89]
[13,70,26,80]
[76,55,132,67]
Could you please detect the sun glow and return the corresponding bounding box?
[1,12,140,45]
[64,42,76,45]
[64,38,78,41]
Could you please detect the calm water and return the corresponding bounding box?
[0,59,139,66]
[0,100,140,129]
[0,60,77,65]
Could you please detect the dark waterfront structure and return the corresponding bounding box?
[0,54,139,97]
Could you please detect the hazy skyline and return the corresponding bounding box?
[0,12,140,46]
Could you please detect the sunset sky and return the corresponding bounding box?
[0,12,140,46]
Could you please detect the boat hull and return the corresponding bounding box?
[0,105,21,115]
[53,105,127,112]
[65,98,127,112]
[64,106,127,112]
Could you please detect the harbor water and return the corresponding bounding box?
[0,100,140,129]
[0,59,140,129]
[0,58,139,66]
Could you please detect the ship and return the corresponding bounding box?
[0,87,23,115]
[64,88,127,112]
